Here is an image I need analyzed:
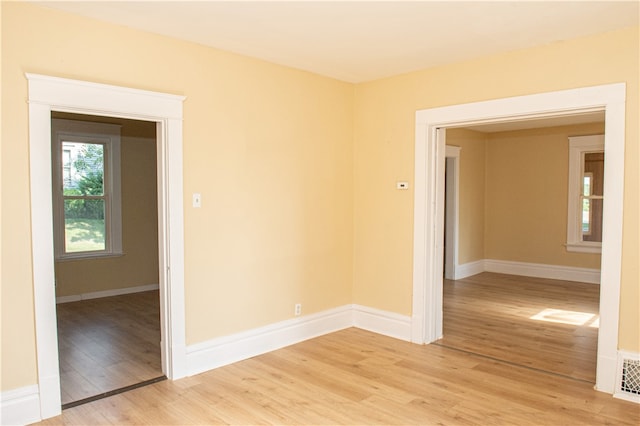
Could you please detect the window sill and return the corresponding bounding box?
[55,252,124,262]
[565,243,601,254]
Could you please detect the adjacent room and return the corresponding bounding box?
[50,113,163,407]
[1,1,638,425]
[440,119,605,384]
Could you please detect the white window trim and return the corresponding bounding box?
[52,119,123,260]
[566,134,604,254]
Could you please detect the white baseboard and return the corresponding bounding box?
[455,260,485,280]
[352,304,412,342]
[455,259,600,284]
[1,385,41,426]
[186,305,353,377]
[484,259,600,284]
[185,303,413,377]
[56,283,159,304]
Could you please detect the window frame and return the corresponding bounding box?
[51,118,123,260]
[566,134,604,253]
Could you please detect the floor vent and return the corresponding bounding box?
[615,351,640,403]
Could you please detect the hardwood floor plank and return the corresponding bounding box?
[439,272,599,382]
[35,328,639,425]
[56,290,162,405]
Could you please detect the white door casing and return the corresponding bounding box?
[444,145,461,280]
[412,83,626,394]
[27,74,187,420]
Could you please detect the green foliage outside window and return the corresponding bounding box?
[64,143,105,220]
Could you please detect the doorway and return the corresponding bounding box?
[411,83,626,394]
[27,74,187,420]
[51,113,164,407]
[439,122,603,383]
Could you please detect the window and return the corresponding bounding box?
[566,135,604,253]
[52,119,122,260]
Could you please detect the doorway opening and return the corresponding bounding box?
[51,112,165,407]
[438,121,603,383]
[27,74,187,420]
[412,83,626,394]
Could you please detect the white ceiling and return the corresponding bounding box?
[33,0,639,83]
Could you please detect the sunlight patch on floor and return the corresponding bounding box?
[530,308,599,327]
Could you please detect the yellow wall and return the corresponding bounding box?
[353,27,639,348]
[1,2,354,391]
[448,123,605,269]
[484,123,604,269]
[54,117,159,297]
[446,129,487,264]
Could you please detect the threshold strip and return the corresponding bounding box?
[432,342,595,385]
[62,375,167,410]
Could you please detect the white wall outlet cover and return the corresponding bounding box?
[396,181,409,190]
[192,193,201,207]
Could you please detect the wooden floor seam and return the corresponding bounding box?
[61,375,167,410]
[431,341,596,385]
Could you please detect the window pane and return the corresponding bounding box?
[582,199,591,234]
[62,142,104,196]
[64,199,106,252]
[583,198,603,243]
[584,152,604,196]
[583,175,591,196]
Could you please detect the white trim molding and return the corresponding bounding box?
[454,260,485,280]
[566,134,605,254]
[51,118,123,260]
[1,385,41,426]
[185,304,412,378]
[444,145,461,280]
[27,73,187,421]
[483,259,600,284]
[455,259,600,284]
[413,83,626,395]
[56,283,159,304]
[353,304,412,342]
[186,306,353,377]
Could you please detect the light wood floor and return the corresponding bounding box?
[37,327,638,425]
[56,290,163,405]
[439,272,600,383]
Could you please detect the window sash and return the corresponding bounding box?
[52,119,122,260]
[566,135,604,254]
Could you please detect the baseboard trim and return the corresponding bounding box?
[56,283,159,304]
[455,260,485,280]
[455,259,600,284]
[352,304,412,342]
[186,305,353,377]
[1,385,41,426]
[185,303,414,377]
[484,259,600,284]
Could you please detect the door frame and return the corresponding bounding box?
[411,83,626,394]
[444,144,461,280]
[27,74,187,419]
